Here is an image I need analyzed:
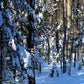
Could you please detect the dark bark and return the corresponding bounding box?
[47,36,50,64]
[27,0,35,49]
[27,0,35,83]
[49,69,54,77]
[56,32,59,53]
[0,1,8,83]
[62,0,66,73]
[74,48,76,67]
[39,64,41,73]
[32,60,35,84]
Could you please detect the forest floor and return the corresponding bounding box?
[36,62,84,84]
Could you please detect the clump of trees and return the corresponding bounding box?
[0,0,35,84]
[0,0,84,84]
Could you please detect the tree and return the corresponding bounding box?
[62,0,66,73]
[67,0,72,76]
[27,0,35,49]
[0,0,35,83]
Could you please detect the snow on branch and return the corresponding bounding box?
[17,44,32,68]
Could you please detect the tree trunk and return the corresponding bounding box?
[67,0,72,76]
[74,48,76,67]
[27,0,35,49]
[62,0,66,73]
[56,31,59,53]
[27,0,35,84]
[47,36,50,64]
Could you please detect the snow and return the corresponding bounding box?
[27,69,34,77]
[0,2,4,8]
[36,62,84,84]
[38,13,43,19]
[37,16,41,23]
[56,21,63,30]
[1,0,35,83]
[6,9,13,26]
[82,36,84,43]
[42,6,48,12]
[3,25,33,78]
[9,39,17,51]
[34,37,39,42]
[73,40,79,46]
[17,44,32,69]
[3,26,17,51]
[39,37,45,42]
[56,0,59,1]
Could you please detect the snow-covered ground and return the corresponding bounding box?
[36,62,84,84]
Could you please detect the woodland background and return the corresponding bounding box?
[0,0,84,84]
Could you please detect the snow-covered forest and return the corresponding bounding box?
[0,0,84,84]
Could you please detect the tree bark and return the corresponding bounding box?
[27,0,35,49]
[67,0,72,76]
[62,0,66,73]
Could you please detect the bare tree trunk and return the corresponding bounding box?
[62,0,66,73]
[67,0,72,76]
[47,36,50,64]
[56,31,59,53]
[26,0,35,84]
[55,10,59,53]
[27,0,35,49]
[74,48,76,67]
[42,41,45,56]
